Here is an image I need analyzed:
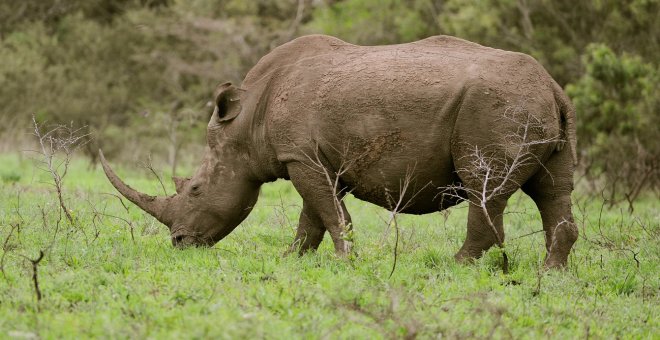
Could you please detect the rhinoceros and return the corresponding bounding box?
[101,34,578,268]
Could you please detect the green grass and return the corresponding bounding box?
[0,153,658,338]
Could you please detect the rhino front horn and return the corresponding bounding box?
[99,150,171,225]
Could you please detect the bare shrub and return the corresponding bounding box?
[299,142,430,276]
[0,117,90,303]
[382,165,431,278]
[31,116,90,225]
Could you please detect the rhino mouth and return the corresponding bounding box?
[171,235,214,248]
[170,220,237,248]
[171,228,213,248]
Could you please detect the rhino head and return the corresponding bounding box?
[100,83,261,247]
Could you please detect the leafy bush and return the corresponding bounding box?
[306,0,437,44]
[567,44,659,207]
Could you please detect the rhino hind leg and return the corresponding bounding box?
[532,193,577,269]
[451,146,524,263]
[450,112,544,263]
[286,162,353,256]
[455,198,510,262]
[522,144,578,269]
[286,202,327,255]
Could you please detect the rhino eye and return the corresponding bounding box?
[190,184,201,195]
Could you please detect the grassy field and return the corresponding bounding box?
[0,153,658,339]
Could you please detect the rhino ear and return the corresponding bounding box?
[213,82,242,122]
[172,176,190,194]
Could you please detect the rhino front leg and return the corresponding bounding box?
[286,202,326,255]
[286,162,353,256]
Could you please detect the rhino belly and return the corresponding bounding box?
[340,151,464,214]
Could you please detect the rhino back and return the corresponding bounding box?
[260,34,555,145]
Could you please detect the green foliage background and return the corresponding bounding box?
[1,0,658,196]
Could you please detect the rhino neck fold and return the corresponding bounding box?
[225,84,283,183]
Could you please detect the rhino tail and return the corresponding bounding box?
[553,83,578,166]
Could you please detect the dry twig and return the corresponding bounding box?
[31,115,90,226]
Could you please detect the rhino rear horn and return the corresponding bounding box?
[172,176,190,194]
